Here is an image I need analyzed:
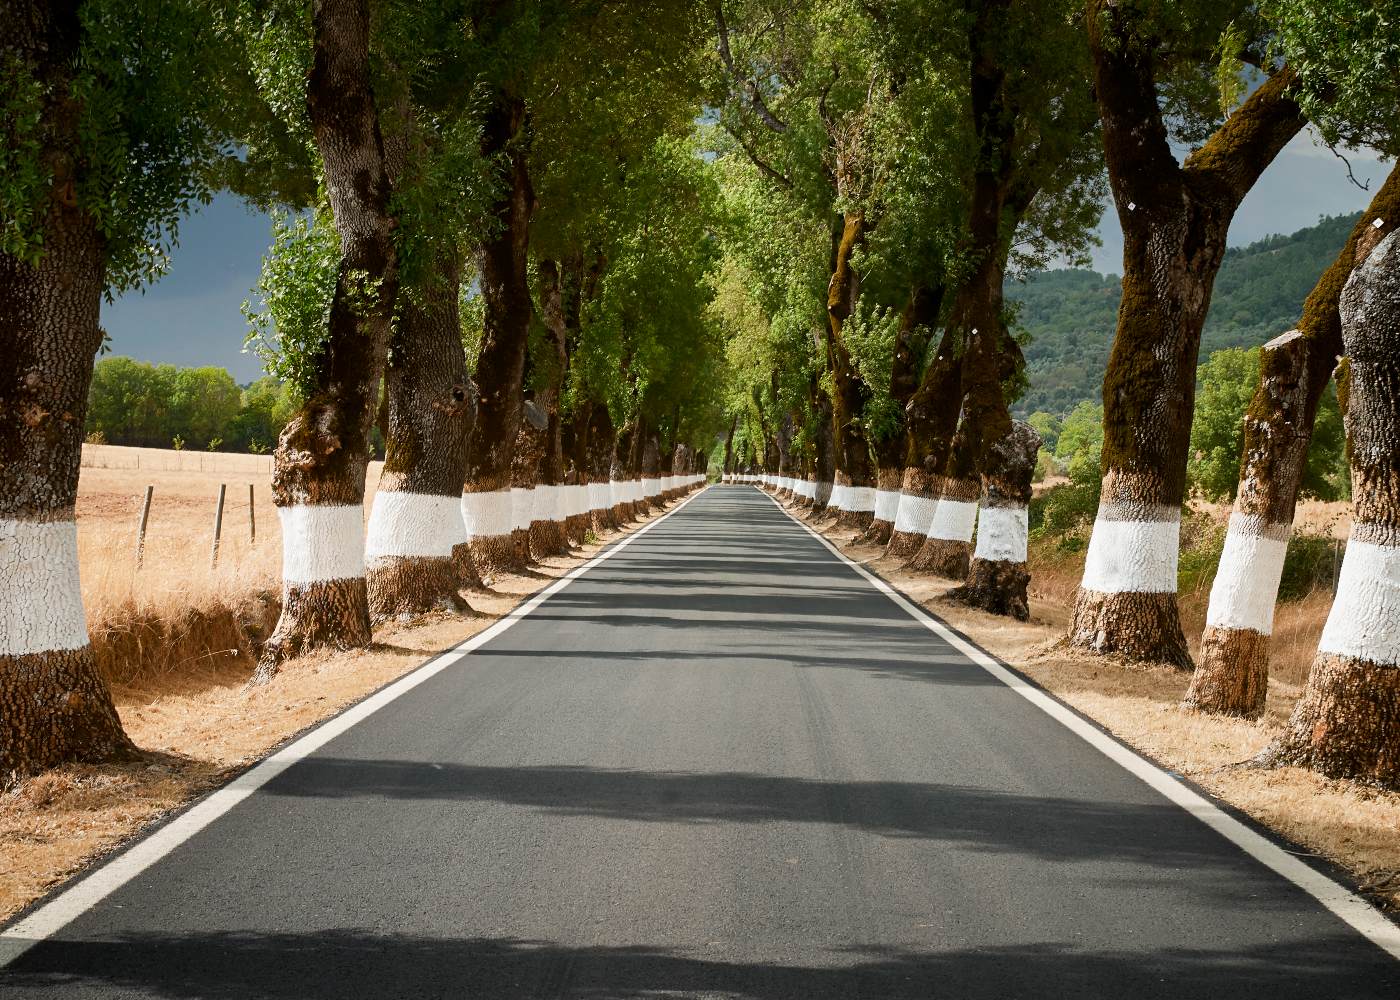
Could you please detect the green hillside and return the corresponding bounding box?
[1009,211,1361,417]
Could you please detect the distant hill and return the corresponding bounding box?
[1008,211,1361,417]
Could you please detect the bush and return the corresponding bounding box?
[1030,456,1101,543]
[1279,530,1343,602]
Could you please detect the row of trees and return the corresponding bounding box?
[85,359,299,452]
[1,0,725,773]
[715,0,1400,788]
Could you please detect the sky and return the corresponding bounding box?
[100,128,1391,383]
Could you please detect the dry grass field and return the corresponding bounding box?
[812,509,1400,915]
[1,448,667,921]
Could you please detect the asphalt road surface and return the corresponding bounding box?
[5,486,1398,998]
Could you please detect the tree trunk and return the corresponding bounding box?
[950,421,1040,619]
[366,251,477,621]
[641,431,662,511]
[562,403,592,546]
[258,0,399,677]
[805,386,836,519]
[907,402,980,579]
[1256,230,1400,786]
[1187,170,1400,716]
[0,3,133,769]
[868,284,941,547]
[892,327,962,558]
[531,260,574,559]
[465,91,533,579]
[825,213,877,530]
[588,406,618,533]
[722,414,737,479]
[509,399,548,569]
[1070,8,1303,667]
[612,420,638,524]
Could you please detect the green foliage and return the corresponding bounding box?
[1010,212,1363,416]
[1278,529,1343,602]
[0,54,47,264]
[1188,347,1260,501]
[1187,345,1348,502]
[241,211,339,396]
[1027,411,1062,453]
[87,357,298,452]
[1266,1,1400,157]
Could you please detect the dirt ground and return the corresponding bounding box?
[803,509,1400,914]
[1,455,679,921]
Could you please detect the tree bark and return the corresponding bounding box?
[893,326,962,558]
[870,282,942,547]
[1255,230,1400,786]
[1070,6,1304,667]
[825,212,877,530]
[258,0,399,678]
[366,250,477,621]
[950,421,1040,619]
[588,406,619,532]
[805,383,836,519]
[531,260,574,559]
[1186,170,1400,715]
[508,399,548,569]
[562,402,592,546]
[0,0,133,770]
[465,90,533,579]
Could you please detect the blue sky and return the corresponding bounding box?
[100,128,1390,384]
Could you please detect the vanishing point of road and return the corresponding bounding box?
[3,485,1397,998]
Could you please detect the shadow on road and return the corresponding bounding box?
[7,929,1393,998]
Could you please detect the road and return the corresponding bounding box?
[3,485,1397,998]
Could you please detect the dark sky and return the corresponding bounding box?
[100,129,1390,384]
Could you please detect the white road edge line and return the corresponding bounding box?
[757,485,1400,963]
[0,487,709,968]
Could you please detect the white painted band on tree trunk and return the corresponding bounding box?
[1080,513,1180,594]
[511,487,537,530]
[845,486,876,513]
[974,505,1029,563]
[0,518,89,656]
[927,498,978,542]
[1318,536,1400,665]
[815,481,833,504]
[278,504,364,585]
[587,482,609,511]
[873,490,900,522]
[828,484,848,510]
[1205,514,1290,633]
[461,489,514,538]
[893,494,936,534]
[365,491,464,563]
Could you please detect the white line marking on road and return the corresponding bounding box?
[760,486,1400,963]
[0,489,708,968]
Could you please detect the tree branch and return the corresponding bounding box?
[714,1,789,134]
[723,121,793,189]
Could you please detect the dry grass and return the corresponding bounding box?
[1,453,668,921]
[810,513,1400,914]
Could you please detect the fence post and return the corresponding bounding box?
[135,485,153,568]
[248,482,256,545]
[211,483,227,567]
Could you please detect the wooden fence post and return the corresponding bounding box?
[135,485,153,568]
[211,484,227,567]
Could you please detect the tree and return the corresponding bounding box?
[1255,230,1400,786]
[1,0,235,771]
[253,0,401,677]
[1067,1,1306,667]
[1183,0,1400,714]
